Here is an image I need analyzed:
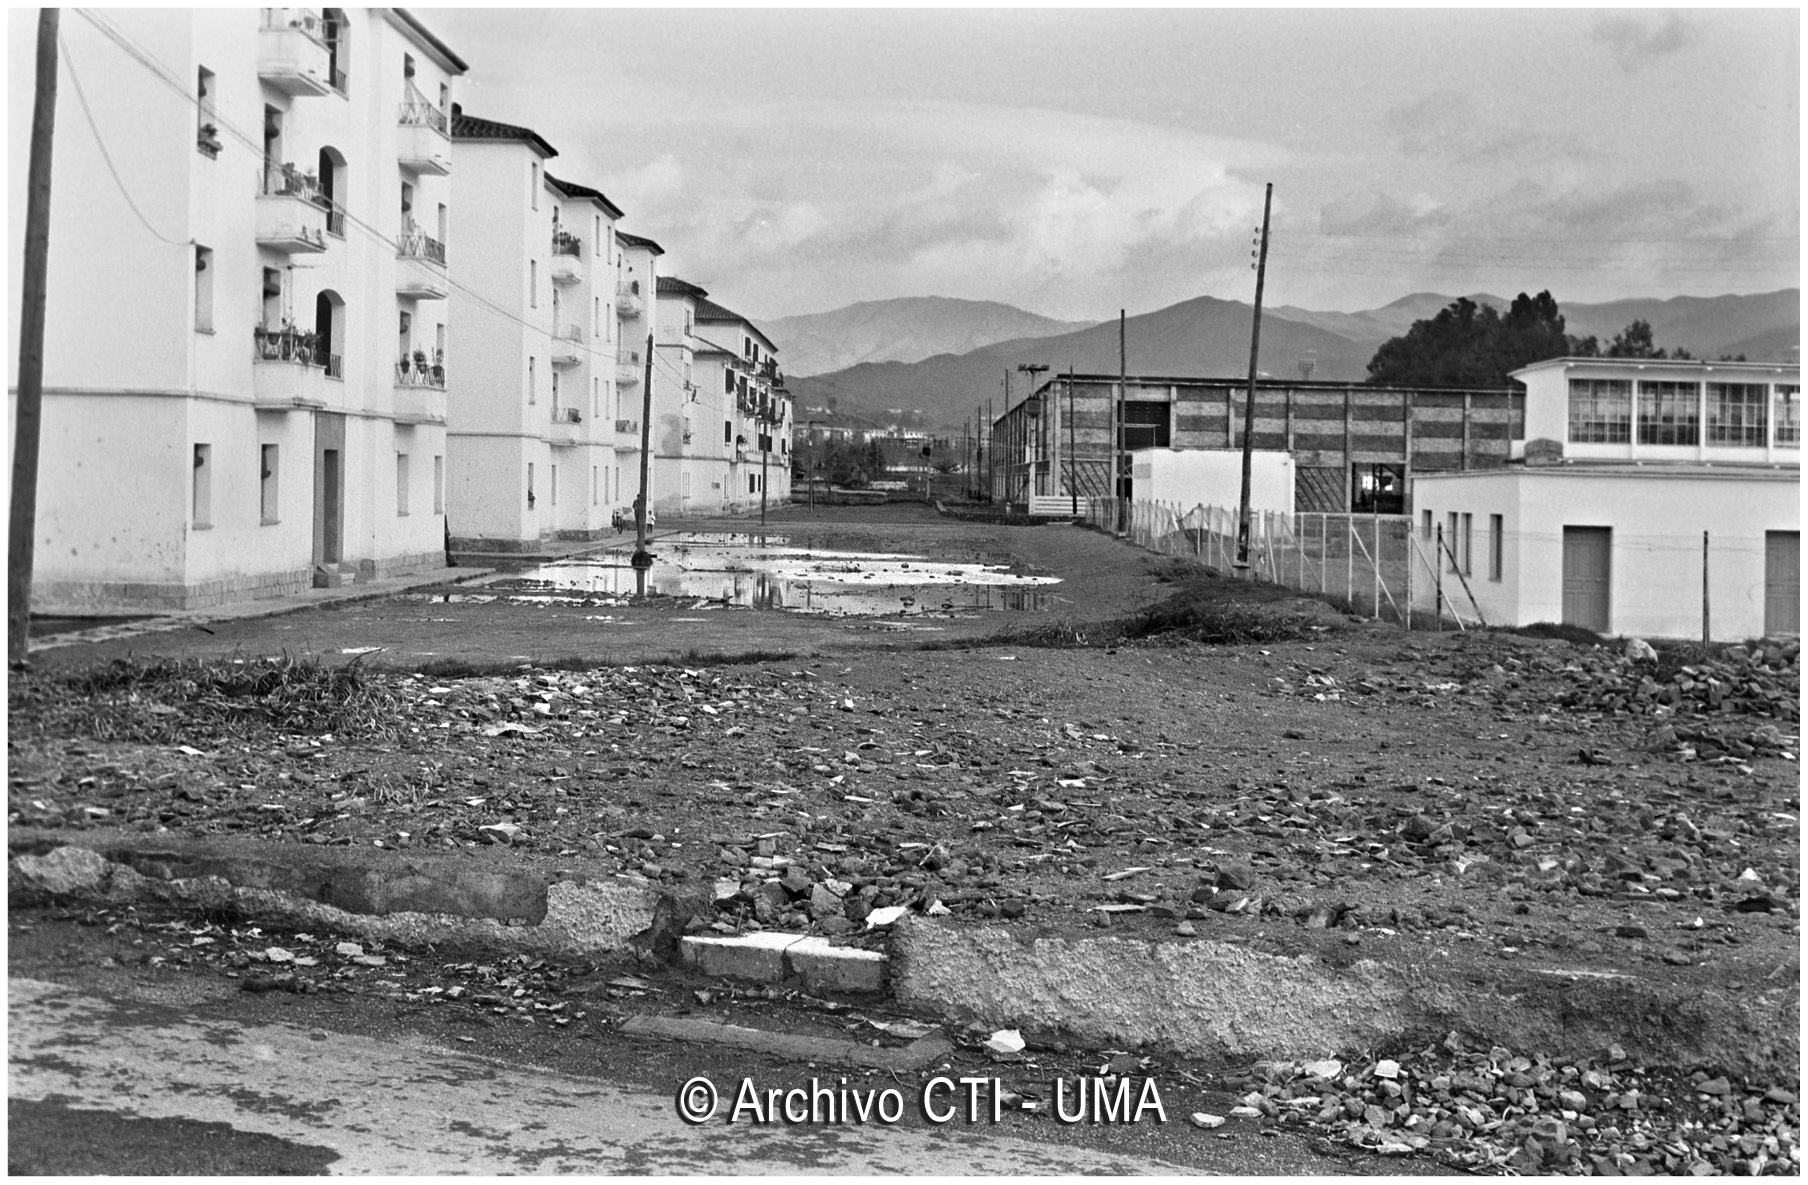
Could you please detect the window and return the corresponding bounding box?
[592,378,599,419]
[433,454,444,513]
[550,464,558,507]
[725,370,735,395]
[528,357,536,404]
[1707,383,1768,446]
[322,10,347,95]
[1489,514,1503,582]
[684,309,694,336]
[530,162,539,208]
[749,474,758,493]
[724,420,733,444]
[196,67,219,157]
[529,260,537,307]
[527,462,535,507]
[1446,512,1460,571]
[595,215,602,255]
[592,465,599,505]
[260,444,279,523]
[396,452,410,515]
[1460,513,1473,576]
[1776,385,1801,447]
[194,246,214,332]
[1567,378,1631,443]
[551,371,561,413]
[1637,381,1699,445]
[192,444,212,528]
[1120,401,1171,450]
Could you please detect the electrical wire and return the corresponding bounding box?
[56,30,187,247]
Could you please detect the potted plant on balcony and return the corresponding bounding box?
[197,123,222,158]
[430,349,445,385]
[397,352,412,377]
[413,348,428,373]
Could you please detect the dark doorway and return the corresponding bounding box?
[1561,526,1611,634]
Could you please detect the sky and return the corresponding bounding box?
[422,7,1800,324]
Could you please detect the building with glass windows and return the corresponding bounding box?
[1412,358,1799,640]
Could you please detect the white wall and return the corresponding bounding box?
[1133,448,1295,515]
[1414,467,1799,641]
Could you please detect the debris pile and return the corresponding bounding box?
[1555,643,1800,725]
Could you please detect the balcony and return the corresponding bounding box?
[257,9,333,97]
[394,358,446,390]
[614,418,640,438]
[549,324,585,366]
[548,405,583,445]
[616,352,642,386]
[252,326,338,409]
[549,231,584,285]
[397,89,451,175]
[395,229,448,299]
[615,282,643,318]
[255,165,329,253]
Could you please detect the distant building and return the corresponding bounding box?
[1413,357,1799,639]
[611,229,662,511]
[7,9,466,609]
[991,375,1517,513]
[651,278,790,514]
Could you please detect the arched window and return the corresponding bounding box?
[317,146,346,236]
[314,290,346,379]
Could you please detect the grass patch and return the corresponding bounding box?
[13,653,401,743]
[1507,621,1608,647]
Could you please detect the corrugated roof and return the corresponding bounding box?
[449,106,557,158]
[544,174,624,219]
[616,230,665,256]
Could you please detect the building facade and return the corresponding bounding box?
[1413,358,1800,640]
[7,7,465,610]
[611,230,662,516]
[650,278,791,515]
[991,375,1518,515]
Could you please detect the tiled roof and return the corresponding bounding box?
[616,230,665,255]
[545,174,624,219]
[695,298,777,354]
[448,106,557,158]
[656,277,709,298]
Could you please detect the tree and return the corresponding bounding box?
[1604,318,1693,360]
[1366,291,1598,387]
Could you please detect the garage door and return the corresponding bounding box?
[1766,531,1800,636]
[1561,527,1611,634]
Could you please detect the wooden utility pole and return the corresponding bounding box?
[1066,367,1077,516]
[1234,182,1273,570]
[985,396,993,503]
[631,331,655,569]
[1702,531,1710,644]
[1116,308,1126,531]
[9,9,60,666]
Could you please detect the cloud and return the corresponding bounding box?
[1591,12,1691,72]
[1384,91,1599,165]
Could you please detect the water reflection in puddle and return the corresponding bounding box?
[444,531,1062,617]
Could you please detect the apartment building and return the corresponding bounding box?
[649,278,790,515]
[6,8,464,610]
[444,108,633,549]
[612,230,663,514]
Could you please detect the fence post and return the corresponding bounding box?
[1372,518,1381,621]
[1346,518,1355,608]
[1435,523,1445,633]
[1295,515,1303,591]
[1404,521,1414,628]
[1702,530,1710,644]
[1319,514,1327,594]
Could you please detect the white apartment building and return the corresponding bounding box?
[444,109,633,549]
[1413,357,1799,640]
[7,8,464,610]
[612,230,663,515]
[651,278,791,515]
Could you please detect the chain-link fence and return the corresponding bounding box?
[1083,498,1486,629]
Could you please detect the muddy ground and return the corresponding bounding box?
[10,504,1799,1051]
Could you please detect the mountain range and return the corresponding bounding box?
[779,289,1799,432]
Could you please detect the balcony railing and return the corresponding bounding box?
[396,229,446,266]
[264,163,329,206]
[398,89,449,135]
[253,326,339,376]
[257,9,332,96]
[325,208,345,237]
[395,361,446,389]
[551,230,582,257]
[615,419,639,435]
[261,7,326,40]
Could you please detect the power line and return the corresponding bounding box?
[56,29,186,247]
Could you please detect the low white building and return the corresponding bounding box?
[1412,357,1799,640]
[1130,448,1295,515]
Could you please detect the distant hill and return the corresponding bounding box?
[763,297,1098,377]
[786,288,1799,432]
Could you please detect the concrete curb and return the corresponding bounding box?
[679,933,885,995]
[8,830,697,960]
[887,917,1799,1079]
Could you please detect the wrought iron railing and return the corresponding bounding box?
[395,362,446,389]
[261,8,326,43]
[398,86,448,134]
[396,230,446,266]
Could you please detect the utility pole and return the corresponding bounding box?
[10,9,59,667]
[985,396,993,504]
[1017,363,1048,495]
[759,407,769,527]
[1234,182,1273,571]
[631,330,655,571]
[1116,308,1126,532]
[1066,367,1077,516]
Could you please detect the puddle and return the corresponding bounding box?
[462,531,1062,617]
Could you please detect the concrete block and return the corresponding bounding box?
[680,931,799,982]
[786,936,886,993]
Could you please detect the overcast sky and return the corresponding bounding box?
[422,7,1800,324]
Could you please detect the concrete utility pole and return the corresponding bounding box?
[631,331,654,570]
[10,9,59,667]
[1234,182,1273,571]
